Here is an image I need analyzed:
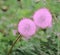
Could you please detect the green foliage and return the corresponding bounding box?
[0,0,60,55]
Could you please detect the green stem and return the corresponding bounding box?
[7,35,21,55]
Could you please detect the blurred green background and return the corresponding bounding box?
[0,0,60,55]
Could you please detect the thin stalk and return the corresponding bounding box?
[7,35,21,55]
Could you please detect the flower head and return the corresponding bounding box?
[33,8,52,29]
[18,18,36,39]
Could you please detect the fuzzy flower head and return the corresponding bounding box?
[18,18,36,39]
[33,8,52,29]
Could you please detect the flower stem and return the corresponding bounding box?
[7,35,21,55]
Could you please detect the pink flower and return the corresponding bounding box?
[18,18,36,39]
[12,30,17,36]
[33,8,52,29]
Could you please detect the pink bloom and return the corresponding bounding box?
[33,8,52,29]
[12,30,17,36]
[18,18,36,39]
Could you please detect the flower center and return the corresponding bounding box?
[38,16,46,23]
[23,24,31,32]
